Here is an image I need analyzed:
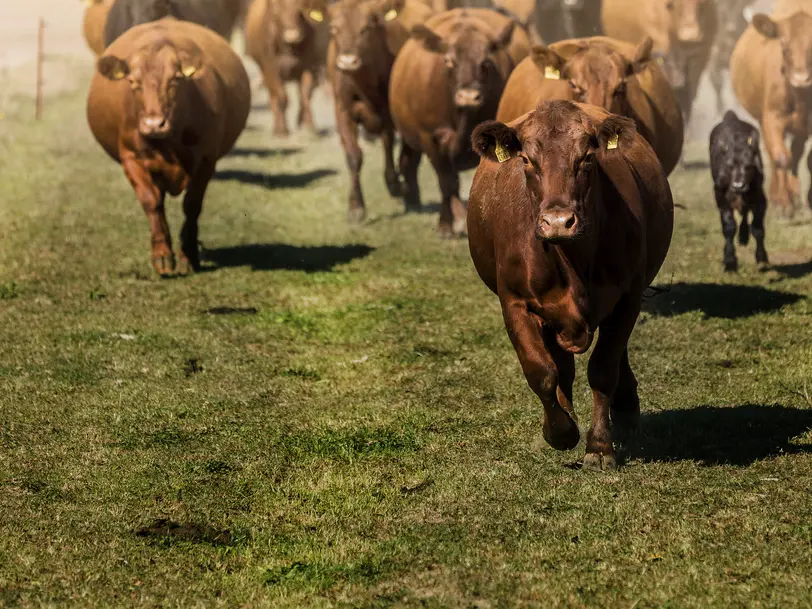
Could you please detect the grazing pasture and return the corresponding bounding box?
[1,51,812,609]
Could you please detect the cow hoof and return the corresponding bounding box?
[452,219,467,237]
[176,258,195,276]
[542,415,581,451]
[724,259,738,272]
[583,452,617,471]
[152,255,176,276]
[347,207,366,225]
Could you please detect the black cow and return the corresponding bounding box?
[709,111,768,272]
[535,0,602,43]
[104,0,241,46]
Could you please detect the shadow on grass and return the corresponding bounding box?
[774,259,812,279]
[364,203,442,227]
[638,403,812,466]
[227,147,302,159]
[644,282,804,318]
[203,243,374,272]
[213,168,336,189]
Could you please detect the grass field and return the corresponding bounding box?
[1,66,811,608]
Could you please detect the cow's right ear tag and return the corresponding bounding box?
[544,66,560,80]
[607,133,619,150]
[495,142,511,163]
[384,9,398,21]
[309,9,324,22]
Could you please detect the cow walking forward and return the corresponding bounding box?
[390,8,530,237]
[468,100,674,469]
[710,111,768,271]
[87,19,250,276]
[731,5,812,217]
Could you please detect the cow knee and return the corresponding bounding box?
[347,149,363,173]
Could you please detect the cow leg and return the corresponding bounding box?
[715,189,737,271]
[335,102,365,223]
[738,207,750,246]
[381,125,402,198]
[762,112,793,217]
[178,159,215,275]
[751,192,769,266]
[708,56,725,118]
[500,293,580,451]
[584,296,641,471]
[610,348,639,456]
[297,69,316,132]
[425,146,466,237]
[807,147,812,212]
[399,141,422,212]
[123,157,174,276]
[262,63,289,137]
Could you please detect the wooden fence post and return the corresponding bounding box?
[36,18,45,120]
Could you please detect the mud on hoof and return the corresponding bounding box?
[347,206,366,225]
[583,452,617,471]
[152,255,176,277]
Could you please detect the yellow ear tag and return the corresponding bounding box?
[309,9,324,22]
[182,64,197,78]
[656,56,664,65]
[384,9,398,21]
[544,66,560,80]
[747,136,753,146]
[607,133,619,150]
[495,142,511,163]
[112,67,127,79]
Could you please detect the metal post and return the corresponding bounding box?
[35,18,45,120]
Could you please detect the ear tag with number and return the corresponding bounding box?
[384,9,398,21]
[309,9,324,22]
[607,133,619,150]
[544,66,560,80]
[495,142,511,163]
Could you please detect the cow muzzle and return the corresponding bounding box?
[677,26,702,43]
[283,28,304,44]
[789,71,812,89]
[536,209,580,242]
[336,54,362,72]
[139,115,171,139]
[454,88,483,108]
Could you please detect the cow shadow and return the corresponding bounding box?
[202,243,374,272]
[643,282,804,319]
[773,259,812,279]
[364,203,442,226]
[213,169,336,189]
[636,404,812,466]
[227,147,302,159]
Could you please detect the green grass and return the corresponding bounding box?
[0,70,811,608]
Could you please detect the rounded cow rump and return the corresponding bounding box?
[497,36,684,175]
[83,0,115,56]
[87,18,251,162]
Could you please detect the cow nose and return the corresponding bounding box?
[283,28,304,44]
[454,88,483,108]
[537,210,580,241]
[336,54,361,72]
[139,115,169,138]
[677,26,702,42]
[789,71,812,88]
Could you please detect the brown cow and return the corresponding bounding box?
[321,0,435,222]
[601,0,718,129]
[496,36,684,175]
[467,100,674,469]
[83,0,115,56]
[245,0,329,135]
[731,4,812,217]
[87,18,250,275]
[389,8,530,236]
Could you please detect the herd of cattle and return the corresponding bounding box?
[77,0,809,468]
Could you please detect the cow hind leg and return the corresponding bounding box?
[426,148,466,237]
[381,125,402,198]
[399,141,422,212]
[123,157,174,276]
[178,159,215,275]
[609,348,639,459]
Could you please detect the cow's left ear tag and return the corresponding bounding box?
[607,133,619,150]
[495,142,511,163]
[309,9,324,21]
[544,66,560,80]
[384,9,398,21]
[747,136,753,146]
[182,64,197,78]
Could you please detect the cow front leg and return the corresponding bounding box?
[715,189,737,271]
[335,102,365,223]
[178,159,215,275]
[610,348,639,456]
[584,296,641,470]
[762,112,793,216]
[425,144,466,237]
[262,63,289,136]
[500,293,580,451]
[123,157,174,276]
[399,141,422,212]
[750,191,769,266]
[381,125,402,197]
[297,69,316,132]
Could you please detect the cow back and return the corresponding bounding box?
[84,0,115,56]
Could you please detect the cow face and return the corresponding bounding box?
[324,0,402,72]
[411,21,515,110]
[532,38,653,114]
[273,0,316,45]
[97,45,203,139]
[712,113,762,194]
[657,0,711,43]
[752,12,812,90]
[472,101,636,243]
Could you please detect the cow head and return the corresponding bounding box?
[411,19,515,110]
[657,0,711,43]
[712,111,762,194]
[272,0,320,46]
[472,101,636,243]
[97,44,203,139]
[323,0,403,72]
[752,11,812,90]
[531,38,653,113]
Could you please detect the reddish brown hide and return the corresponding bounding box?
[497,36,684,176]
[87,19,250,276]
[467,100,674,470]
[83,0,115,56]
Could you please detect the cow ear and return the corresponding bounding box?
[752,13,778,39]
[628,36,653,76]
[380,0,405,20]
[177,51,204,79]
[472,120,522,162]
[97,55,130,80]
[531,45,565,76]
[411,25,447,53]
[489,21,515,53]
[597,115,637,153]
